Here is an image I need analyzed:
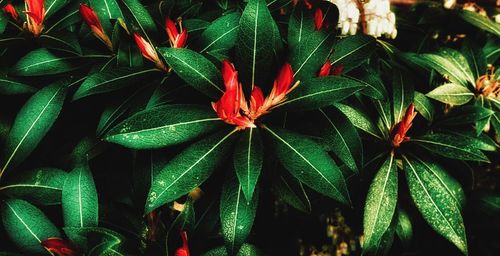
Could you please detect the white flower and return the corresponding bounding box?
[443,0,456,9]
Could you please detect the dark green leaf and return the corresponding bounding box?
[403,155,468,255]
[233,128,263,202]
[414,91,434,121]
[235,0,281,86]
[73,67,160,100]
[202,243,263,256]
[436,48,476,87]
[90,0,123,34]
[334,103,383,140]
[159,47,224,98]
[1,199,60,254]
[426,83,473,106]
[39,32,82,55]
[146,128,238,213]
[456,10,500,36]
[440,105,494,125]
[363,154,398,251]
[220,175,258,255]
[411,133,489,162]
[407,53,471,88]
[199,12,240,53]
[392,69,414,124]
[263,125,350,204]
[1,79,68,175]
[277,76,364,111]
[62,162,99,228]
[461,40,486,79]
[395,208,412,246]
[272,173,311,213]
[44,1,81,33]
[0,168,67,205]
[330,34,375,73]
[119,0,157,43]
[346,66,387,100]
[318,107,363,172]
[106,104,223,149]
[0,76,36,95]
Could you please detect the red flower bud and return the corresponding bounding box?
[3,4,19,21]
[166,17,188,48]
[314,8,324,30]
[318,61,332,77]
[134,33,168,71]
[331,64,344,76]
[175,231,190,256]
[25,0,45,36]
[41,238,79,256]
[392,103,417,147]
[80,4,112,50]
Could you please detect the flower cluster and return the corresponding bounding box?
[327,0,397,38]
[212,61,299,129]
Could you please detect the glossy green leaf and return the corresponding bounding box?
[159,47,224,98]
[63,226,123,253]
[392,69,414,124]
[73,67,160,100]
[146,128,238,213]
[11,49,108,76]
[0,76,36,95]
[403,155,468,255]
[44,1,81,33]
[414,91,434,121]
[330,34,375,73]
[272,173,311,213]
[106,104,223,149]
[39,32,82,55]
[319,107,363,172]
[437,48,476,87]
[457,10,500,36]
[483,37,500,64]
[461,41,486,79]
[235,0,280,87]
[1,79,68,176]
[334,103,383,140]
[441,105,494,125]
[426,83,474,106]
[220,175,258,255]
[119,0,157,42]
[395,208,413,246]
[363,154,398,251]
[346,66,387,100]
[0,168,67,205]
[44,0,70,18]
[1,199,60,254]
[410,53,471,88]
[62,162,99,228]
[233,128,263,202]
[90,0,123,34]
[202,243,263,256]
[0,12,7,34]
[263,125,350,204]
[374,99,392,134]
[411,133,489,162]
[199,12,240,53]
[277,76,365,111]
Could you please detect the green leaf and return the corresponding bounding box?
[318,107,363,172]
[0,168,67,205]
[409,156,466,209]
[483,37,500,64]
[272,173,311,213]
[44,0,70,18]
[263,125,350,204]
[277,76,365,111]
[374,99,393,134]
[146,128,238,213]
[220,175,258,255]
[63,226,123,253]
[456,10,500,36]
[44,1,81,33]
[363,154,398,251]
[106,104,223,149]
[395,208,413,246]
[334,103,383,140]
[1,199,60,254]
[346,66,387,100]
[426,83,474,106]
[73,67,160,100]
[235,0,281,87]
[414,91,434,121]
[119,0,157,43]
[403,155,468,255]
[90,0,123,34]
[442,105,494,126]
[411,133,489,162]
[199,12,240,53]
[392,69,414,124]
[202,243,263,256]
[0,76,37,95]
[410,53,471,88]
[233,128,263,202]
[0,12,7,35]
[461,41,486,79]
[62,162,99,228]
[1,79,68,175]
[39,32,82,55]
[330,34,375,73]
[159,47,224,99]
[11,49,108,76]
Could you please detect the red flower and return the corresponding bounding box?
[314,8,324,30]
[134,33,168,71]
[25,0,45,36]
[175,230,190,256]
[79,4,112,50]
[2,4,19,21]
[166,17,188,48]
[212,61,255,129]
[41,238,79,256]
[392,103,417,147]
[318,61,344,77]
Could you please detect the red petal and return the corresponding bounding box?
[331,64,344,76]
[176,30,188,48]
[304,0,313,9]
[41,238,79,256]
[166,17,179,46]
[402,103,416,127]
[274,63,294,95]
[221,60,239,91]
[250,86,265,110]
[26,0,45,24]
[79,4,102,31]
[3,4,19,20]
[318,61,332,77]
[314,8,323,31]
